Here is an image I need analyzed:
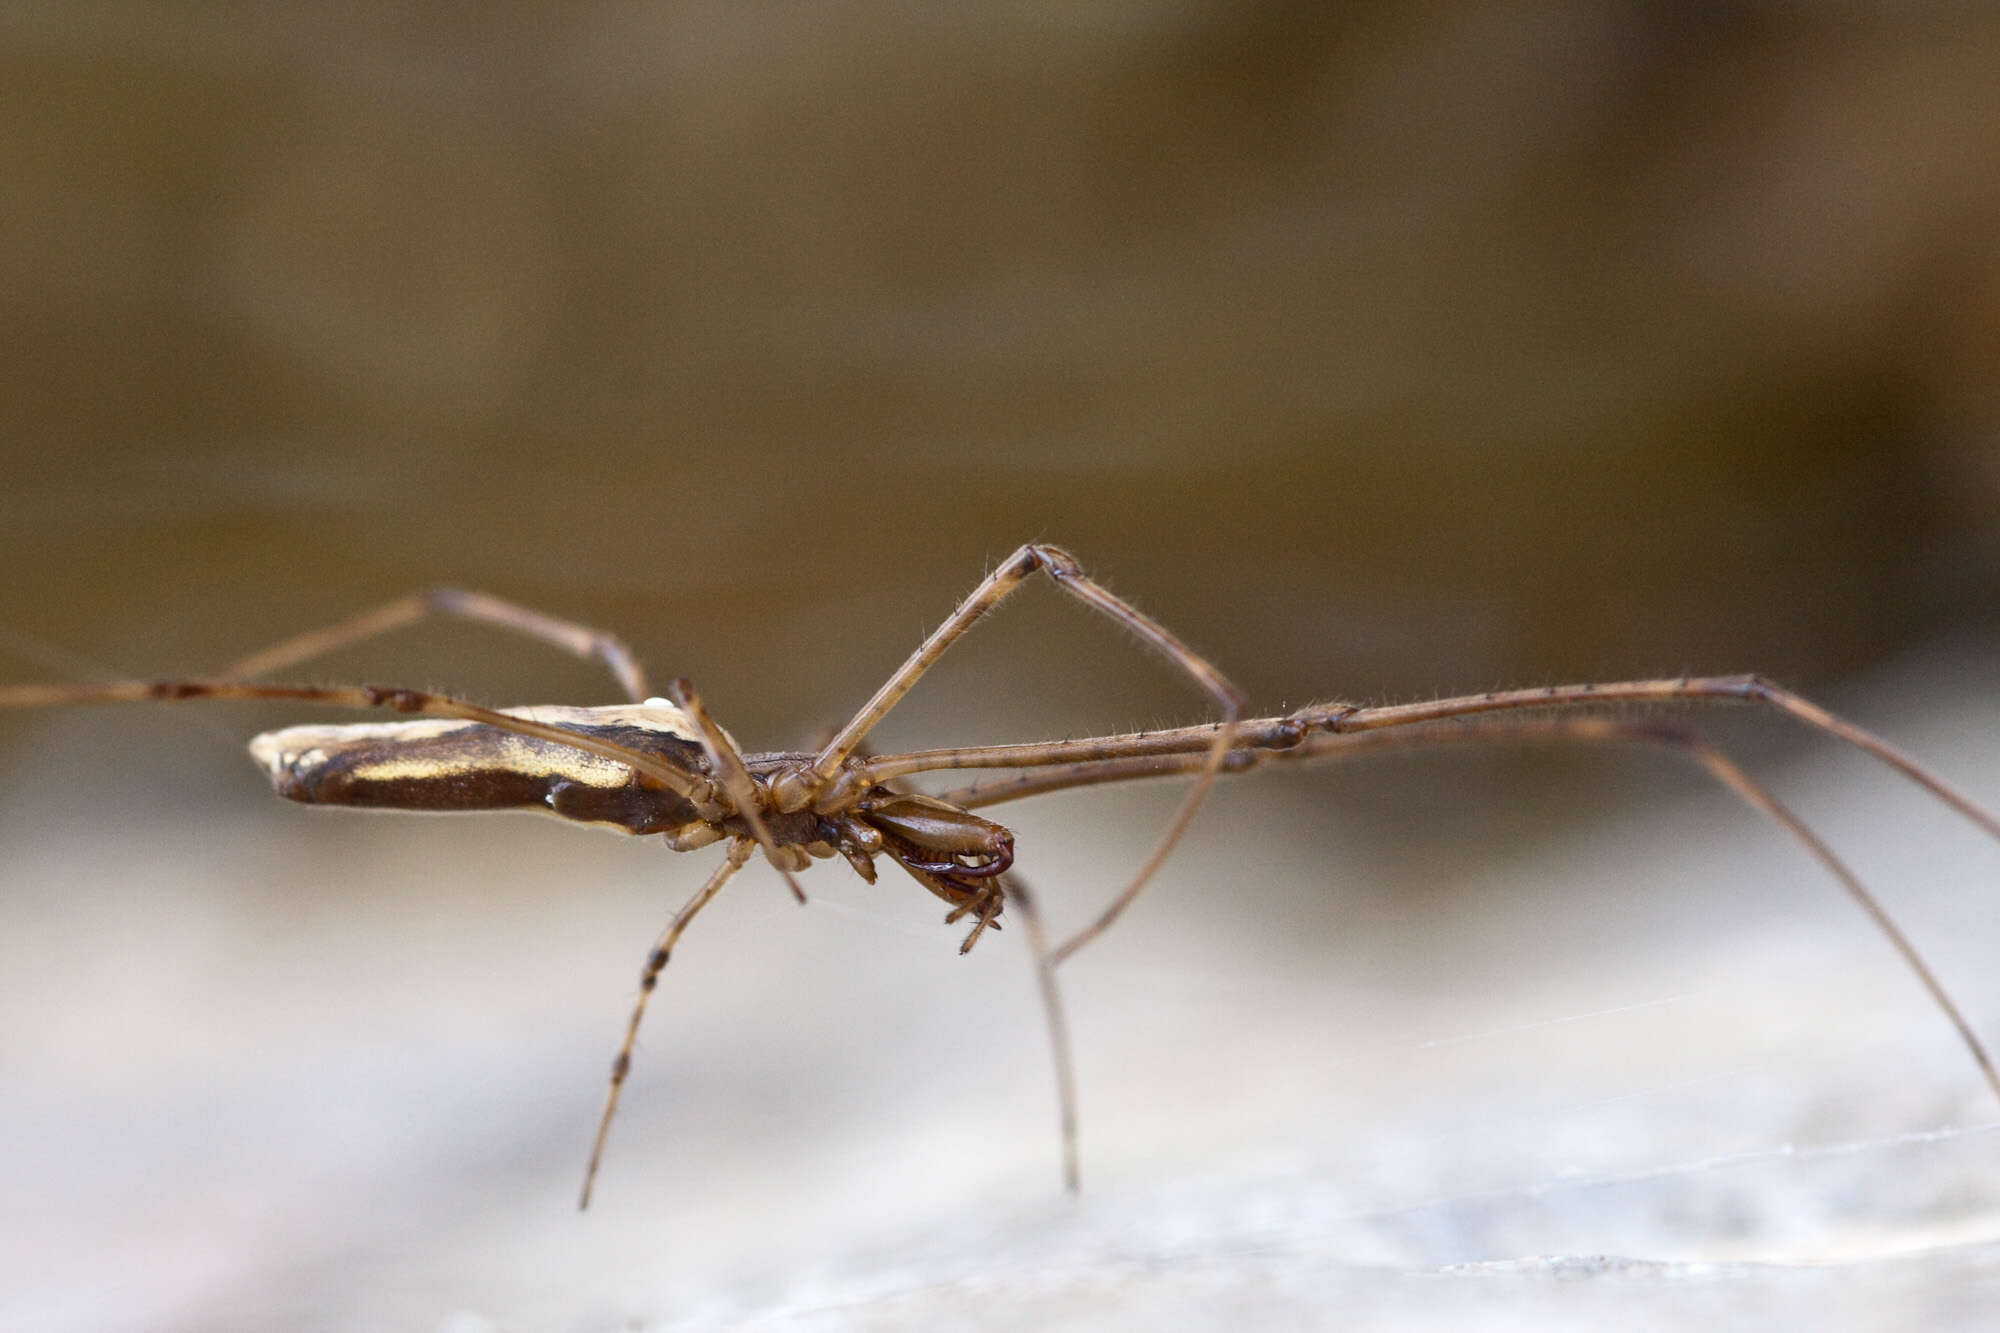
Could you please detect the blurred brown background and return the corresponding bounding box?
[6,3,2000,713]
[6,5,2000,1330]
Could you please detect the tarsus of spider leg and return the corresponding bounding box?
[944,715,2000,1112]
[580,838,753,1210]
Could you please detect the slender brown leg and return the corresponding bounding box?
[874,677,2000,856]
[1004,873,1080,1193]
[780,544,1245,967]
[1682,737,2000,1107]
[0,679,718,808]
[940,713,2000,1109]
[221,588,651,702]
[580,836,755,1210]
[1326,676,2000,845]
[665,676,808,904]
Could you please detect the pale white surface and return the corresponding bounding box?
[2,652,1999,1331]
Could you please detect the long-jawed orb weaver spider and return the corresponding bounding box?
[4,544,1998,1208]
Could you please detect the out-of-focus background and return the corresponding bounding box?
[4,5,2000,1330]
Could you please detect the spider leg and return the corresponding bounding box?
[902,862,1077,1191]
[944,713,2000,1107]
[1328,676,2000,845]
[580,836,754,1210]
[221,588,651,702]
[782,544,1243,965]
[665,677,808,904]
[1003,872,1080,1193]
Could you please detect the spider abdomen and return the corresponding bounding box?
[247,704,709,835]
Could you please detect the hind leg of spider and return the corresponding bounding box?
[220,588,651,702]
[580,836,754,1210]
[787,544,1245,963]
[663,677,808,904]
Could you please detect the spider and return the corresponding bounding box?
[4,544,1996,1208]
